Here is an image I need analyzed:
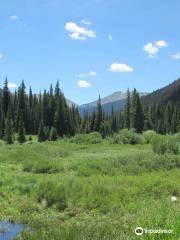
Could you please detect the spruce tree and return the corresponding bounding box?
[38,121,47,142]
[0,110,5,139]
[2,78,10,117]
[94,96,103,132]
[17,112,26,144]
[16,81,26,131]
[4,106,14,144]
[124,89,131,129]
[131,89,144,133]
[54,95,65,137]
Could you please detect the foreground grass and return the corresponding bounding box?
[0,140,179,239]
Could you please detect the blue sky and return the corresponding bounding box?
[0,0,180,104]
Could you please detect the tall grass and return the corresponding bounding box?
[0,135,179,239]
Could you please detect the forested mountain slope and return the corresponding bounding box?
[142,78,180,105]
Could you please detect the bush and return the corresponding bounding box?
[110,129,145,145]
[151,135,179,155]
[174,132,180,142]
[143,130,157,143]
[69,132,102,144]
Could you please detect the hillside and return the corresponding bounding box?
[142,78,180,105]
[78,91,148,115]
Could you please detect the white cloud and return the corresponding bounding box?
[89,71,96,76]
[108,35,112,41]
[78,80,91,88]
[172,52,180,60]
[0,53,4,59]
[155,40,168,48]
[143,43,159,58]
[81,19,91,25]
[65,22,96,40]
[109,63,134,73]
[143,40,168,58]
[9,15,19,20]
[77,71,96,77]
[8,82,17,89]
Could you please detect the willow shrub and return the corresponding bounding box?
[110,129,145,145]
[151,134,179,155]
[69,132,102,144]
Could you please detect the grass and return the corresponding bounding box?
[0,138,179,239]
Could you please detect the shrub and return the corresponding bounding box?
[69,132,102,144]
[174,132,180,142]
[110,129,145,145]
[143,130,157,143]
[151,135,179,155]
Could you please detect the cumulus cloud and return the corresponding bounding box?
[8,82,17,89]
[155,40,168,48]
[0,53,3,59]
[81,19,91,25]
[108,35,112,41]
[77,71,96,77]
[9,15,19,20]
[172,52,180,60]
[78,80,91,88]
[143,43,159,58]
[143,40,168,58]
[65,22,96,40]
[109,63,134,73]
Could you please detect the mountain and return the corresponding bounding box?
[78,91,148,115]
[142,78,180,105]
[66,99,78,107]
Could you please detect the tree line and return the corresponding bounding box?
[1,78,179,144]
[1,78,80,144]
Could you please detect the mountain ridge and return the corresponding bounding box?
[77,91,148,115]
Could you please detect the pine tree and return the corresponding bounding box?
[2,78,10,117]
[16,81,26,130]
[124,89,131,129]
[0,107,5,139]
[94,96,103,132]
[54,96,64,137]
[4,106,14,144]
[110,106,118,134]
[38,121,47,142]
[131,89,144,133]
[17,112,26,144]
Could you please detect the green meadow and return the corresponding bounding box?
[0,134,179,239]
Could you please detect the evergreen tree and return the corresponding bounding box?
[4,106,14,144]
[2,78,10,117]
[124,89,131,129]
[16,81,27,130]
[38,121,47,142]
[17,112,26,144]
[0,109,5,139]
[131,89,144,132]
[54,95,64,137]
[94,96,103,132]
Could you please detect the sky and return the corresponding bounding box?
[0,0,180,105]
